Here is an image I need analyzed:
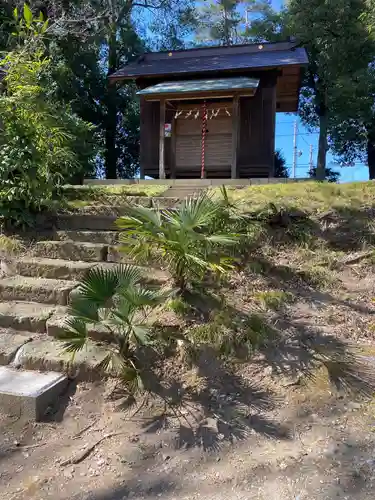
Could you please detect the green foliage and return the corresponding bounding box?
[195,0,243,46]
[254,290,294,310]
[300,265,335,289]
[309,166,340,183]
[116,192,241,291]
[274,150,289,178]
[194,0,273,46]
[165,297,192,315]
[288,0,375,179]
[0,8,96,226]
[0,235,24,255]
[189,309,273,359]
[60,264,171,394]
[244,0,375,180]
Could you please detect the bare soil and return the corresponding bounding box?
[1,244,375,500]
[2,194,375,500]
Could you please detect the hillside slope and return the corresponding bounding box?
[1,181,375,500]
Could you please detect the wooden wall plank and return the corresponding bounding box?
[141,98,160,177]
[231,95,239,178]
[238,73,277,178]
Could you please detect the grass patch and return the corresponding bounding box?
[188,309,274,359]
[223,181,375,214]
[165,297,192,316]
[254,290,294,310]
[62,184,167,203]
[0,235,24,255]
[299,265,336,288]
[291,246,346,269]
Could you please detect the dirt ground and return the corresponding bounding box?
[1,376,375,500]
[2,221,375,500]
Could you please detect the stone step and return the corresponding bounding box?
[0,276,77,305]
[68,197,180,213]
[0,330,34,365]
[46,314,111,342]
[0,365,67,421]
[17,337,109,381]
[0,301,57,333]
[0,328,109,383]
[32,240,108,262]
[56,214,117,231]
[161,187,207,199]
[14,257,96,280]
[54,230,119,245]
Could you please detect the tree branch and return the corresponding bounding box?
[132,0,170,10]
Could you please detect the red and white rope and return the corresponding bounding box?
[201,101,208,179]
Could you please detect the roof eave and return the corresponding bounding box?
[109,62,307,82]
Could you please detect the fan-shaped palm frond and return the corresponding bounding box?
[59,317,88,355]
[59,264,173,394]
[117,191,242,291]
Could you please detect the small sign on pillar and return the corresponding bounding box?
[164,123,172,137]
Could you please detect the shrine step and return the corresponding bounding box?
[12,257,96,281]
[0,276,77,305]
[31,241,108,262]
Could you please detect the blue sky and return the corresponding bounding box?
[270,0,368,182]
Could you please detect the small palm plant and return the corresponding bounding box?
[60,264,170,392]
[116,192,240,292]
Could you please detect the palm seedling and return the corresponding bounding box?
[60,264,170,393]
[116,191,242,292]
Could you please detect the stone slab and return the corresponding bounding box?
[84,178,311,186]
[0,276,77,305]
[55,230,120,245]
[19,338,109,381]
[0,331,33,365]
[0,366,67,420]
[32,241,108,262]
[107,245,124,263]
[0,301,56,333]
[46,314,112,342]
[56,215,117,231]
[14,257,95,280]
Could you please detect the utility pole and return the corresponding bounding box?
[309,144,314,173]
[292,120,298,178]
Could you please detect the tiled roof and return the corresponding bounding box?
[111,44,308,80]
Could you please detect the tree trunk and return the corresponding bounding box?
[367,127,375,180]
[316,111,328,181]
[105,27,118,180]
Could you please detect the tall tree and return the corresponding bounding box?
[195,0,250,46]
[328,65,375,178]
[274,150,289,178]
[243,1,375,181]
[288,0,375,180]
[15,0,195,179]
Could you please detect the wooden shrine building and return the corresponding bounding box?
[110,41,308,179]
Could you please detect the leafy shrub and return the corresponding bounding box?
[0,6,95,227]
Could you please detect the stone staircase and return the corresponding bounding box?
[161,184,208,199]
[0,196,176,382]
